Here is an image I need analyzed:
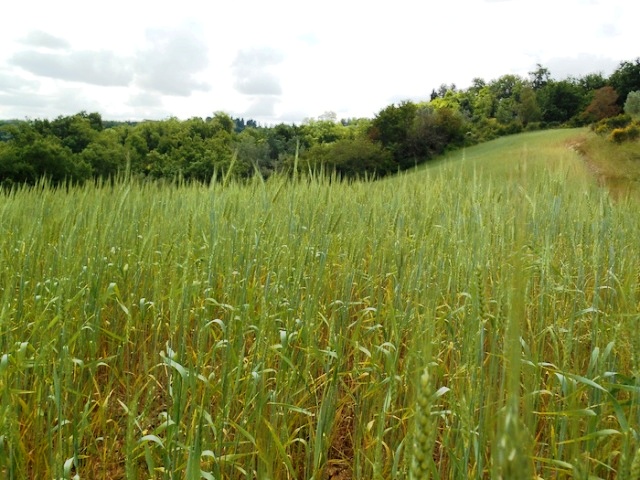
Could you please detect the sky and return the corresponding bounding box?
[0,0,637,125]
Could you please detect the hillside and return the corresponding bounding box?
[574,132,640,201]
[417,127,639,201]
[424,128,592,181]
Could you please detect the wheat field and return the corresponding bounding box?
[0,129,639,479]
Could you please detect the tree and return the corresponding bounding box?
[0,143,34,185]
[405,105,468,161]
[317,111,338,122]
[538,80,584,124]
[19,137,90,184]
[578,72,607,92]
[471,86,497,120]
[624,91,640,118]
[518,86,542,126]
[185,117,216,140]
[490,74,524,100]
[1,121,41,147]
[529,64,550,90]
[47,112,102,154]
[495,98,519,125]
[408,106,444,158]
[235,128,272,177]
[434,107,467,147]
[369,101,418,168]
[62,115,98,153]
[583,86,621,122]
[266,123,303,161]
[208,112,235,135]
[80,129,128,178]
[303,137,394,178]
[609,58,640,106]
[124,130,149,171]
[429,90,462,111]
[469,78,487,93]
[431,83,457,99]
[300,118,347,145]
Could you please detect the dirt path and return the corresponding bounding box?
[566,136,640,201]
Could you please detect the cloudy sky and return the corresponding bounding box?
[0,0,637,124]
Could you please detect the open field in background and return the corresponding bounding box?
[0,129,639,479]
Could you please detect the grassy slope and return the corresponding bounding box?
[1,128,639,479]
[424,128,593,182]
[573,132,640,201]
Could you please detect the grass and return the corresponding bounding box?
[0,128,639,479]
[569,130,640,201]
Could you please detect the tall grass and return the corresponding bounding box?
[0,129,638,478]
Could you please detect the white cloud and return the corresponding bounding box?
[20,31,70,50]
[244,96,281,118]
[232,47,284,96]
[0,87,102,119]
[235,75,282,96]
[545,54,619,80]
[0,69,40,92]
[128,91,164,108]
[134,26,210,96]
[10,50,134,87]
[0,0,638,122]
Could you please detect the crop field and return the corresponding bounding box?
[0,129,639,479]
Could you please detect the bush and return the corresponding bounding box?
[303,137,394,178]
[496,121,523,136]
[524,122,543,132]
[609,122,640,143]
[470,117,501,143]
[593,114,632,135]
[624,90,640,118]
[610,128,628,143]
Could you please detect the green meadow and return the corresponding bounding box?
[1,128,639,479]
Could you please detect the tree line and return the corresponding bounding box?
[1,58,639,187]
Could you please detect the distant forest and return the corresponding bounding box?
[1,59,639,187]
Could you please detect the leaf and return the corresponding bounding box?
[565,373,608,393]
[268,402,314,417]
[534,409,596,417]
[185,446,201,480]
[138,434,165,449]
[572,306,601,318]
[532,456,574,470]
[556,429,620,445]
[0,354,9,374]
[262,418,296,478]
[63,457,75,477]
[160,352,189,379]
[106,282,119,298]
[434,386,451,398]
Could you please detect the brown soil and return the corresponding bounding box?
[325,397,355,480]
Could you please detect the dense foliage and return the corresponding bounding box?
[591,113,640,144]
[1,58,639,187]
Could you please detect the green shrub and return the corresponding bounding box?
[609,122,640,143]
[593,114,632,135]
[628,123,640,141]
[624,90,640,118]
[302,137,394,177]
[610,128,628,143]
[497,120,523,136]
[524,121,543,132]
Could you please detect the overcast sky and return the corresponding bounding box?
[0,0,637,124]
